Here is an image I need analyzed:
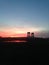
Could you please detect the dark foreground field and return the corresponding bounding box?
[0,37,49,65]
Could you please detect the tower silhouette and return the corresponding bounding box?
[31,33,34,38]
[27,32,30,37]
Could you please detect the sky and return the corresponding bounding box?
[0,0,49,37]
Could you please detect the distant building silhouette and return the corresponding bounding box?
[27,32,30,37]
[31,33,34,38]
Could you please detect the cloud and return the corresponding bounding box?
[35,31,49,38]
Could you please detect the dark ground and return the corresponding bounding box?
[0,37,49,65]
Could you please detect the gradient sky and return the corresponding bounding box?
[0,0,49,37]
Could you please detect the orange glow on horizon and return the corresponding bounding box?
[0,32,26,37]
[0,27,45,37]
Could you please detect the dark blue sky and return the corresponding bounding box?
[0,0,49,37]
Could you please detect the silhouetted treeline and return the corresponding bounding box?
[0,37,49,42]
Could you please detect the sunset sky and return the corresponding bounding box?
[0,0,49,37]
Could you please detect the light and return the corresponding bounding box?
[0,27,45,37]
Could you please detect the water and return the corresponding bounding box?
[4,40,27,43]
